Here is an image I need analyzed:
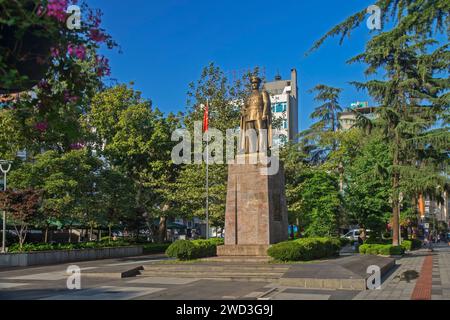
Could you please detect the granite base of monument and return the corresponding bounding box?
[217,154,288,257]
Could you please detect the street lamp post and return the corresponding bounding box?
[0,160,12,254]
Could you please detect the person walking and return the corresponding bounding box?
[425,233,434,252]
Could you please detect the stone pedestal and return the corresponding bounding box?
[217,154,288,257]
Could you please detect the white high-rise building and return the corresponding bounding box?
[264,69,299,146]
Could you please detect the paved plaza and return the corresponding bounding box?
[0,244,449,300]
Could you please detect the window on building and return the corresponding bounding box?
[273,103,286,113]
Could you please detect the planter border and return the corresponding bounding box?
[0,245,143,267]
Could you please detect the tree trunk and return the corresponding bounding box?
[16,225,27,250]
[108,225,112,243]
[68,227,72,243]
[89,225,93,241]
[392,131,401,246]
[159,216,167,243]
[44,227,48,243]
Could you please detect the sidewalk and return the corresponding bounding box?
[354,243,450,300]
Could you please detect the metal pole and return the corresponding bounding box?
[1,162,11,254]
[206,140,209,239]
[1,171,5,253]
[205,99,209,240]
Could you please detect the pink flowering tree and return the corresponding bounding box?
[1,0,117,153]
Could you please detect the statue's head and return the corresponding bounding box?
[250,76,261,90]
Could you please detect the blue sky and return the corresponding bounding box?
[89,0,377,130]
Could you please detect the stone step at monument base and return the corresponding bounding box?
[217,245,269,257]
[132,255,396,290]
[138,271,284,282]
[202,255,271,263]
[142,263,287,272]
[139,264,289,282]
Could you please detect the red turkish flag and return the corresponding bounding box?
[202,101,209,133]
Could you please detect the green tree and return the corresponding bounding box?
[301,170,341,237]
[8,149,103,242]
[282,143,341,237]
[301,85,342,163]
[344,132,392,236]
[89,84,180,242]
[310,0,449,245]
[350,34,448,245]
[0,189,41,249]
[309,0,449,54]
[96,169,135,242]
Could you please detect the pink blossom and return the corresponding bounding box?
[63,90,78,103]
[35,121,49,133]
[95,55,111,77]
[37,80,50,90]
[50,47,60,57]
[68,44,86,60]
[89,28,107,43]
[70,142,85,150]
[37,5,45,17]
[88,9,102,28]
[45,0,68,23]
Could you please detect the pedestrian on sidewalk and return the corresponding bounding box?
[425,234,434,252]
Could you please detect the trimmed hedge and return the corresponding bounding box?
[8,240,134,253]
[401,239,422,251]
[267,237,341,262]
[143,243,171,254]
[338,237,353,247]
[165,238,224,260]
[359,244,404,256]
[364,237,391,245]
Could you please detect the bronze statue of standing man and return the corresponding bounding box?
[240,76,272,154]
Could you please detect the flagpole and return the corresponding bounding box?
[205,99,209,239]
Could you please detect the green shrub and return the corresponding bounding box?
[207,238,225,246]
[165,239,222,260]
[268,237,340,262]
[338,237,352,247]
[143,243,171,254]
[165,240,197,260]
[377,245,391,255]
[401,239,422,251]
[401,240,412,251]
[359,244,368,254]
[366,245,381,255]
[389,246,404,255]
[364,237,390,245]
[191,239,216,257]
[7,240,134,253]
[268,242,303,261]
[359,244,404,256]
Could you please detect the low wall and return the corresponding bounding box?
[0,246,143,267]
